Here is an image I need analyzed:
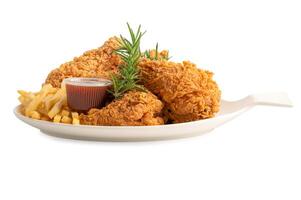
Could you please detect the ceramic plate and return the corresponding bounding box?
[14,92,292,141]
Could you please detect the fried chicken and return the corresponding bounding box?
[45,37,121,88]
[45,35,220,124]
[139,59,221,123]
[80,91,164,126]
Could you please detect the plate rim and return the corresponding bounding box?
[14,105,221,129]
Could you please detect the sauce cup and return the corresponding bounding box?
[63,77,112,112]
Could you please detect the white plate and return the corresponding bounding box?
[14,92,292,141]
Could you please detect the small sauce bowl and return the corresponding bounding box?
[63,78,112,112]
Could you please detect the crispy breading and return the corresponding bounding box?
[45,37,121,88]
[44,36,221,124]
[80,91,164,126]
[139,59,221,123]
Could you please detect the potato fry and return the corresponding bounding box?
[18,91,35,106]
[71,112,79,119]
[25,84,53,116]
[44,89,65,111]
[72,118,80,125]
[61,116,72,124]
[61,110,70,117]
[48,97,66,119]
[53,115,62,123]
[42,94,54,104]
[18,84,79,125]
[41,115,51,121]
[38,105,50,116]
[48,87,59,94]
[62,106,71,111]
[30,111,41,120]
[18,90,30,97]
[18,96,26,104]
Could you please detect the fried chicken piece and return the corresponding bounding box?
[45,37,121,88]
[139,59,221,123]
[80,91,164,126]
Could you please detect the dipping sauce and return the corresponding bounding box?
[63,78,112,112]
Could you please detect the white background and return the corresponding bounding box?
[0,0,300,199]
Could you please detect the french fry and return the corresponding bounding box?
[53,115,62,123]
[47,97,66,119]
[30,111,41,120]
[61,110,70,117]
[19,106,26,115]
[41,115,51,121]
[62,106,71,111]
[61,116,72,124]
[42,94,54,104]
[18,91,35,106]
[37,102,49,115]
[25,84,53,116]
[17,90,30,97]
[72,118,80,125]
[18,84,79,125]
[18,96,26,104]
[44,89,65,111]
[71,112,79,119]
[48,87,59,94]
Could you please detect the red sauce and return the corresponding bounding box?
[64,78,112,112]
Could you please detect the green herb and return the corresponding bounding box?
[155,43,159,60]
[143,43,170,60]
[109,23,146,99]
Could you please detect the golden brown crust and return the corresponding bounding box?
[44,36,221,124]
[45,69,65,88]
[45,37,121,88]
[139,59,221,123]
[80,91,164,126]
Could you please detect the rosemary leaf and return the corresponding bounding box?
[109,23,146,99]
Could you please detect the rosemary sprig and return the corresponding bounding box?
[109,23,146,99]
[143,43,170,60]
[155,43,159,60]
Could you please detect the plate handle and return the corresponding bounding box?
[249,92,293,107]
